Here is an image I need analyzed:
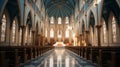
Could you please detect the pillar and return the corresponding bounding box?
[0,22,1,40]
[21,26,26,46]
[80,34,83,46]
[42,36,45,46]
[37,34,40,46]
[32,30,35,46]
[9,27,12,46]
[96,25,101,46]
[85,31,90,46]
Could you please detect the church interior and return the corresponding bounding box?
[0,0,120,67]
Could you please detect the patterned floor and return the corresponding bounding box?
[22,47,97,67]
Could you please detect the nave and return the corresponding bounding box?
[22,47,96,67]
[0,0,120,67]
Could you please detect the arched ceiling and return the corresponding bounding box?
[44,0,76,18]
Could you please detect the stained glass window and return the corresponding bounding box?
[29,30,32,44]
[90,26,93,44]
[1,14,6,42]
[66,17,69,24]
[58,30,62,38]
[65,29,69,38]
[112,16,117,42]
[50,28,54,38]
[58,17,61,24]
[25,27,28,43]
[103,22,107,43]
[50,17,54,24]
[12,20,16,42]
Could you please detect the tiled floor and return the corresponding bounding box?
[22,47,97,67]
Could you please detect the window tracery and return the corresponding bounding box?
[1,14,6,42]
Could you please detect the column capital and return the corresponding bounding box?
[20,25,26,28]
[37,34,41,36]
[32,30,36,33]
[85,30,89,33]
[95,25,102,28]
[80,34,82,36]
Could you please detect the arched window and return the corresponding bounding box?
[25,26,28,43]
[29,30,32,44]
[58,30,62,38]
[65,29,69,38]
[90,26,93,44]
[103,21,107,43]
[50,17,54,24]
[12,20,16,42]
[66,17,69,24]
[50,28,54,38]
[112,16,117,42]
[1,14,6,42]
[58,17,61,24]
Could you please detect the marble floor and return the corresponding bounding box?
[22,47,97,67]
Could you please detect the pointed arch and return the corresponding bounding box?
[82,20,85,34]
[88,11,95,32]
[50,28,54,38]
[108,12,118,43]
[11,16,19,43]
[101,17,107,44]
[0,9,10,43]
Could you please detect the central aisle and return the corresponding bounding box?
[23,47,97,67]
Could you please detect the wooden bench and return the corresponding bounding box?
[65,46,120,67]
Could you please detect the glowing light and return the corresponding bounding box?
[72,58,75,67]
[49,56,53,67]
[1,14,6,42]
[57,55,62,67]
[66,17,69,24]
[58,17,61,24]
[65,29,69,38]
[72,33,75,38]
[67,26,72,30]
[82,40,86,46]
[50,28,54,38]
[53,42,66,46]
[50,17,54,24]
[94,0,101,6]
[65,56,70,67]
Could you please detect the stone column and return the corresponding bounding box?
[32,30,35,46]
[37,34,40,46]
[85,31,90,46]
[0,22,1,40]
[80,34,82,46]
[9,27,12,46]
[96,25,101,46]
[21,26,26,46]
[42,36,45,46]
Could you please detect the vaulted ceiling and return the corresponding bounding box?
[44,0,76,18]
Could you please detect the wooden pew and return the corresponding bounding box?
[65,46,120,67]
[0,46,20,67]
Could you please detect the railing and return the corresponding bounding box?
[0,46,54,67]
[65,46,120,67]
